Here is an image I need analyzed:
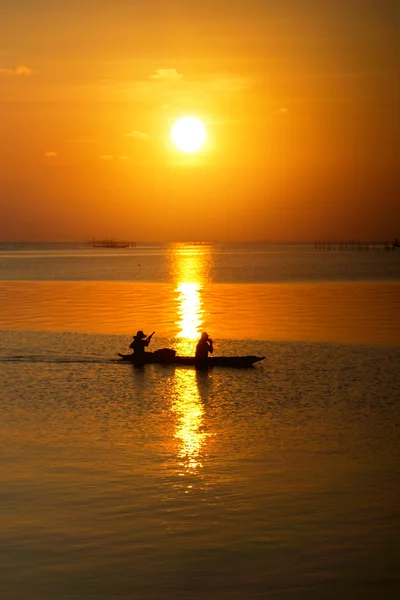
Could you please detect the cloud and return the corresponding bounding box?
[150,68,183,81]
[124,130,148,140]
[44,151,58,158]
[161,104,171,111]
[100,155,113,160]
[0,64,33,76]
[119,156,130,161]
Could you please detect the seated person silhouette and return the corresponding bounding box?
[195,332,214,360]
[129,330,154,361]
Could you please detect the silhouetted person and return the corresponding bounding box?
[195,332,213,360]
[129,330,154,362]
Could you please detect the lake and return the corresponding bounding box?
[0,243,399,598]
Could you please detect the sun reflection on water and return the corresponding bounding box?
[175,282,203,355]
[168,244,213,356]
[167,244,214,476]
[176,282,203,339]
[171,368,209,474]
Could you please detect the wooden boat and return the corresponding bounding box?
[117,350,265,368]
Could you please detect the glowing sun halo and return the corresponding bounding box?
[171,117,206,153]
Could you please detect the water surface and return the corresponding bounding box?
[0,243,399,598]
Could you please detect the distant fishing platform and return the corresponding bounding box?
[92,238,136,248]
[314,238,399,252]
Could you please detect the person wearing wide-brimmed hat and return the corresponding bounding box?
[195,332,213,360]
[129,330,155,361]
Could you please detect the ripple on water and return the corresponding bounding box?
[0,331,399,598]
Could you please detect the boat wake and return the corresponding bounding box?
[0,355,117,365]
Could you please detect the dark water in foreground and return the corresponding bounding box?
[1,331,399,599]
[0,244,399,598]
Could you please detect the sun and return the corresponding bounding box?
[171,117,206,153]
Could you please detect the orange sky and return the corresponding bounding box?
[0,1,399,242]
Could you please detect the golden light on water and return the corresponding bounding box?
[176,282,203,339]
[167,245,214,476]
[171,369,209,474]
[168,244,213,355]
